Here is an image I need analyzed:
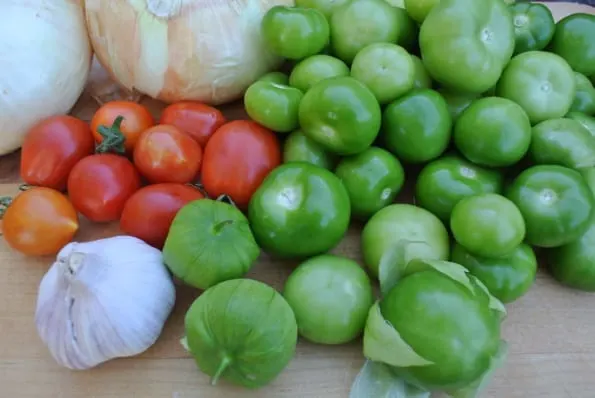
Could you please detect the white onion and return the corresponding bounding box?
[84,0,294,106]
[0,0,91,156]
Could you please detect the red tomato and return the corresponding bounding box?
[120,183,205,248]
[160,101,226,147]
[133,124,203,184]
[67,154,141,222]
[91,101,154,154]
[20,115,94,191]
[201,120,281,209]
[1,187,79,256]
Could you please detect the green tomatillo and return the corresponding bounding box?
[163,198,260,290]
[299,76,381,155]
[451,242,537,304]
[570,72,595,115]
[450,193,526,259]
[282,129,336,170]
[261,6,330,60]
[289,54,350,93]
[509,2,555,55]
[506,165,595,248]
[454,96,532,167]
[283,254,374,345]
[183,279,298,388]
[382,89,452,164]
[415,155,504,223]
[330,0,404,64]
[358,259,507,394]
[549,13,595,77]
[244,81,303,133]
[350,43,415,105]
[529,118,595,170]
[248,162,351,258]
[419,0,515,93]
[335,146,405,219]
[496,50,576,124]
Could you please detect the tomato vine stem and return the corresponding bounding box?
[95,115,127,155]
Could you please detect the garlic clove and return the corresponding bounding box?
[35,236,176,370]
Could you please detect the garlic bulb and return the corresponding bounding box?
[84,0,293,105]
[35,236,176,370]
[0,0,91,156]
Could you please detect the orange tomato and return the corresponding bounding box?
[1,187,79,256]
[133,124,203,184]
[201,120,282,209]
[160,101,226,147]
[91,101,154,154]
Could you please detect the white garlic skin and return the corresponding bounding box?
[35,235,176,370]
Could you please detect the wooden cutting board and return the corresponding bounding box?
[2,2,595,397]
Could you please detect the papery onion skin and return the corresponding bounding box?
[84,0,294,106]
[0,0,91,156]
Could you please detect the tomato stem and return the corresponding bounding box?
[216,194,236,207]
[186,182,209,198]
[18,184,32,192]
[95,115,127,155]
[0,196,13,219]
[213,220,234,234]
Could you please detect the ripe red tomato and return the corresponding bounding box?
[20,115,94,191]
[91,101,154,154]
[1,187,79,256]
[201,120,282,209]
[133,124,203,184]
[67,154,141,222]
[120,183,205,248]
[159,101,226,147]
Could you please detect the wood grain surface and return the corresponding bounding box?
[2,2,595,397]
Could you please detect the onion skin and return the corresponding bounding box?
[0,0,91,156]
[84,0,294,106]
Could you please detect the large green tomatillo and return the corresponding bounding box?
[183,279,298,388]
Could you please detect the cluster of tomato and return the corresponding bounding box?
[2,100,282,257]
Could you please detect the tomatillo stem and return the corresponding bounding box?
[211,355,232,386]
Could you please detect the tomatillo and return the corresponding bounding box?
[361,203,450,279]
[411,55,432,90]
[509,2,555,55]
[549,13,595,77]
[548,217,595,292]
[506,165,595,248]
[244,81,303,133]
[262,6,330,60]
[299,76,381,155]
[283,130,336,170]
[404,0,439,24]
[283,254,374,345]
[496,51,576,124]
[330,0,403,64]
[454,97,532,167]
[567,112,595,138]
[437,89,478,121]
[529,118,595,170]
[335,146,405,219]
[450,193,526,259]
[382,89,451,164]
[350,43,415,105]
[248,162,351,258]
[289,54,350,93]
[570,72,595,115]
[257,71,289,85]
[419,0,515,93]
[415,155,504,222]
[451,242,537,304]
[295,0,349,19]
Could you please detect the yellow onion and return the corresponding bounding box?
[0,0,91,156]
[84,0,293,106]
